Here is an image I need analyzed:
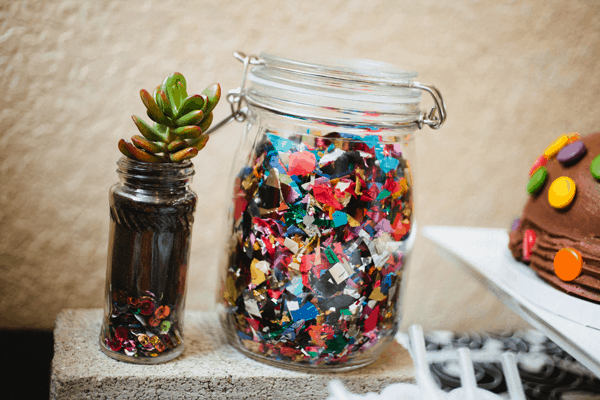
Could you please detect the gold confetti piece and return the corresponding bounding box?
[369,286,386,301]
[250,259,266,285]
[347,214,360,227]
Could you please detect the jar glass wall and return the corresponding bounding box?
[219,53,439,372]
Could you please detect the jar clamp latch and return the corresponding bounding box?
[205,51,446,135]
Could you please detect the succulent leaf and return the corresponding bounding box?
[153,123,168,134]
[118,139,135,159]
[140,89,167,122]
[163,73,186,117]
[198,112,214,133]
[162,73,186,93]
[132,115,168,142]
[176,94,207,119]
[167,140,188,152]
[120,139,164,163]
[202,84,221,114]
[156,89,174,118]
[176,81,187,104]
[132,135,167,153]
[187,135,209,151]
[172,125,202,139]
[152,85,161,105]
[175,110,204,127]
[170,147,198,162]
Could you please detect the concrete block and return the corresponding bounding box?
[51,309,414,399]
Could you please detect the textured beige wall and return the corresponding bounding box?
[1,0,599,330]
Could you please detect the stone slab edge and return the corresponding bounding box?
[51,309,414,399]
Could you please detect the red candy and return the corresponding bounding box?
[523,229,537,261]
[529,155,547,176]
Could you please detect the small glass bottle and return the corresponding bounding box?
[100,157,197,364]
[219,54,445,371]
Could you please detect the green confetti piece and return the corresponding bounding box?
[325,247,339,264]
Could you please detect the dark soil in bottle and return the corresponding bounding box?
[101,187,196,359]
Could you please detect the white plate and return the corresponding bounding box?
[422,225,600,378]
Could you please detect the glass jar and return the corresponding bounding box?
[219,53,445,371]
[100,157,197,364]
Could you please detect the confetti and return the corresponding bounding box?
[223,130,413,367]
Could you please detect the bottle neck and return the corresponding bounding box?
[116,157,194,192]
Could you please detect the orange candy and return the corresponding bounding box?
[553,247,583,281]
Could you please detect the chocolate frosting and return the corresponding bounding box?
[509,133,600,302]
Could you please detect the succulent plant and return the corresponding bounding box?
[118,72,221,163]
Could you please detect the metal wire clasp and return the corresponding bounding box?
[206,51,447,134]
[204,52,263,135]
[411,82,446,130]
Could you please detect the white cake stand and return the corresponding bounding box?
[422,225,600,378]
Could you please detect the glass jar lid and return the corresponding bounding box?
[246,53,424,128]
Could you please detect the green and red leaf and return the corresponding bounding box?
[140,89,167,122]
[167,140,188,152]
[175,110,204,127]
[170,147,198,162]
[198,112,214,132]
[132,135,166,153]
[187,135,209,151]
[131,115,167,142]
[156,89,174,118]
[171,125,201,139]
[176,94,207,119]
[202,83,221,114]
[119,139,164,163]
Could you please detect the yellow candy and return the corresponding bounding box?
[543,134,569,158]
[548,176,576,209]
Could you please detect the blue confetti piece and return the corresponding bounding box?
[380,157,399,173]
[361,135,379,149]
[269,155,286,173]
[237,331,253,341]
[364,224,375,237]
[291,302,319,321]
[381,274,393,294]
[288,278,304,296]
[237,166,253,179]
[268,133,295,152]
[285,226,306,237]
[332,211,348,227]
[375,144,385,160]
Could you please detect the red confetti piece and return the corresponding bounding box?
[108,336,122,352]
[234,195,248,220]
[288,151,316,176]
[139,299,155,316]
[115,326,128,341]
[312,184,343,210]
[364,305,380,333]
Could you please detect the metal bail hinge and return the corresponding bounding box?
[410,82,446,130]
[204,52,263,136]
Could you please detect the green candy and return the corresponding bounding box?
[527,166,548,195]
[591,155,600,180]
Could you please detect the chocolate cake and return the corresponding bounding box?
[509,132,600,303]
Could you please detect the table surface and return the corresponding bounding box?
[51,309,414,400]
[422,225,600,378]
